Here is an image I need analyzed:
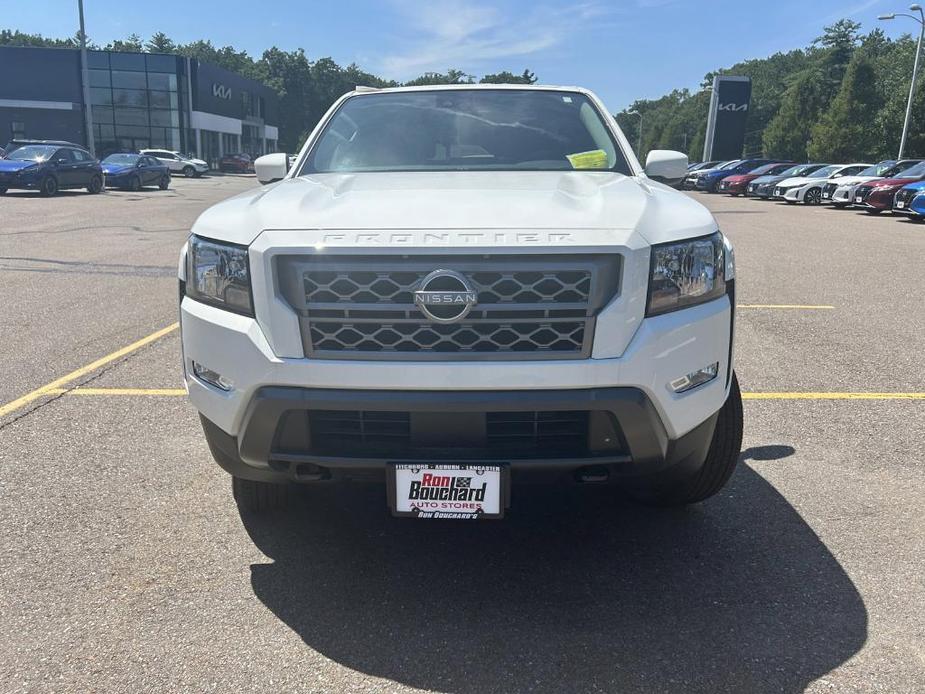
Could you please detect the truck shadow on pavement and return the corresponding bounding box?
[243,454,866,694]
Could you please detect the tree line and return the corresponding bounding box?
[0,29,536,153]
[614,20,925,163]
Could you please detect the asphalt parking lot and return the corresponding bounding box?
[1,177,923,693]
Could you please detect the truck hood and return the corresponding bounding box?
[191,171,718,248]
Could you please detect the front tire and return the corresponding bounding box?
[40,176,58,197]
[87,174,103,194]
[182,165,195,178]
[0,187,7,195]
[232,476,291,513]
[630,374,744,506]
[804,187,822,205]
[129,175,141,192]
[158,174,170,190]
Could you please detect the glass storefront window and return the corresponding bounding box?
[87,51,109,69]
[110,52,146,71]
[145,53,178,73]
[91,105,113,122]
[88,69,111,87]
[114,108,149,126]
[112,89,148,107]
[88,51,188,157]
[150,110,179,127]
[111,70,148,89]
[147,73,177,91]
[115,125,149,138]
[148,91,179,109]
[90,87,113,105]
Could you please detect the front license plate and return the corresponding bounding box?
[388,464,506,519]
[822,193,830,199]
[897,201,906,209]
[855,197,863,203]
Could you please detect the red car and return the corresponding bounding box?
[717,162,793,196]
[219,153,255,174]
[853,160,925,213]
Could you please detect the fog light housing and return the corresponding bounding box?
[192,361,233,391]
[670,362,719,393]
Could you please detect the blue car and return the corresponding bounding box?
[101,153,171,191]
[695,158,776,193]
[892,179,925,220]
[0,141,103,196]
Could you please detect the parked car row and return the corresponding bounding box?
[684,157,925,220]
[0,139,258,196]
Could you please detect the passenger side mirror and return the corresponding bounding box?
[644,150,688,185]
[255,152,290,185]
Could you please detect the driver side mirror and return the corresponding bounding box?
[644,150,688,185]
[255,152,290,185]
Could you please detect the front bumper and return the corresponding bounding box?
[181,286,734,480]
[201,386,720,486]
[855,189,896,210]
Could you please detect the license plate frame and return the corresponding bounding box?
[897,201,906,209]
[387,463,509,520]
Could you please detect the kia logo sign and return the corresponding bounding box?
[718,103,748,112]
[212,83,232,100]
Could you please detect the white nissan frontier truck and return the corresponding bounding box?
[178,85,742,519]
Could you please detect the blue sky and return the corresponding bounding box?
[3,0,915,111]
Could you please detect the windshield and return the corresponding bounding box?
[8,145,57,162]
[858,161,895,176]
[749,163,780,175]
[718,159,743,170]
[103,154,140,165]
[895,161,925,178]
[303,89,630,174]
[809,165,838,178]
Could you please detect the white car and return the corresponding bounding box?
[139,149,209,178]
[826,160,920,207]
[775,163,871,204]
[178,84,742,518]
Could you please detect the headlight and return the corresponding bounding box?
[646,232,726,316]
[185,235,253,316]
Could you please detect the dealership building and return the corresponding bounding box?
[0,45,279,165]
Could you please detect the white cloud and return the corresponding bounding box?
[380,1,615,77]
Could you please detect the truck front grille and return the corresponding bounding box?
[277,254,622,360]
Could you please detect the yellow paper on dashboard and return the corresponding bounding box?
[566,149,609,170]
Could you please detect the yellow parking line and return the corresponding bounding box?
[0,323,179,418]
[737,304,835,309]
[69,388,187,396]
[742,392,925,400]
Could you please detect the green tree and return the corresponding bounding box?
[762,68,831,160]
[105,33,144,52]
[403,69,474,86]
[480,69,536,84]
[808,51,884,161]
[145,32,176,54]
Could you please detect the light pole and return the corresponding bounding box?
[77,0,95,156]
[879,4,925,159]
[627,110,643,158]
